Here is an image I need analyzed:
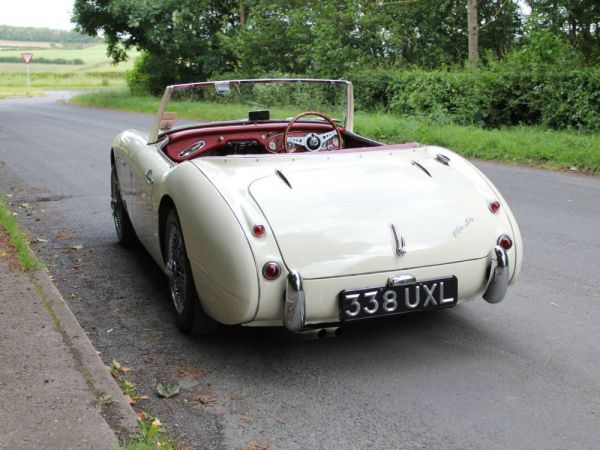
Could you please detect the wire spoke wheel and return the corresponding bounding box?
[167,223,187,314]
[163,209,218,334]
[110,163,137,246]
[111,169,123,237]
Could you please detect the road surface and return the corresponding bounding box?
[1,93,599,449]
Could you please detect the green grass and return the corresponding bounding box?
[0,44,138,72]
[0,71,126,91]
[72,89,600,174]
[0,196,42,270]
[0,42,136,97]
[353,112,600,173]
[71,90,335,121]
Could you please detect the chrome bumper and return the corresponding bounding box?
[483,246,509,304]
[284,270,306,331]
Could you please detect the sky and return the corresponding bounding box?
[1,0,532,32]
[1,0,75,30]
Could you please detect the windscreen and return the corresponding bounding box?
[159,80,349,134]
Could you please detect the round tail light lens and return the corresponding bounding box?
[497,235,513,250]
[262,261,281,280]
[252,224,266,237]
[489,200,501,213]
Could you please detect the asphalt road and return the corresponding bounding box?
[1,94,599,450]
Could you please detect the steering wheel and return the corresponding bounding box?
[282,111,344,153]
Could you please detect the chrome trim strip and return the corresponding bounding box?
[483,246,510,304]
[390,224,406,256]
[178,140,206,158]
[346,81,354,133]
[411,160,432,178]
[434,154,450,166]
[149,86,173,144]
[387,274,416,287]
[275,169,292,189]
[284,270,306,332]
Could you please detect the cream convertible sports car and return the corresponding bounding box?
[111,78,522,334]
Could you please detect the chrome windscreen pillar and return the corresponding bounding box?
[284,270,306,331]
[483,246,510,304]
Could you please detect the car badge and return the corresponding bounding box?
[390,224,406,256]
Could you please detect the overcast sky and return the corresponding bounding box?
[2,0,75,30]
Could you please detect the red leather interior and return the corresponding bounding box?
[164,122,336,162]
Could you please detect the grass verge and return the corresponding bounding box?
[72,90,600,174]
[0,72,126,98]
[0,196,42,270]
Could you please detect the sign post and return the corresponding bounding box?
[21,52,33,89]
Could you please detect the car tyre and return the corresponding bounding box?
[164,209,218,335]
[111,164,138,247]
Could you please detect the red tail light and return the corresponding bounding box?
[497,235,513,250]
[262,262,281,280]
[489,200,501,214]
[253,224,266,237]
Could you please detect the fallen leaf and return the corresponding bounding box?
[19,202,30,208]
[245,443,269,450]
[192,393,217,406]
[110,358,121,377]
[0,252,7,257]
[107,328,114,334]
[156,382,180,398]
[35,238,48,243]
[174,366,203,380]
[72,244,83,250]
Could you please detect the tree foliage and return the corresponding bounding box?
[526,0,600,61]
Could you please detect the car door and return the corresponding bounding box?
[131,144,172,262]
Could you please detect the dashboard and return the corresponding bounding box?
[162,122,342,162]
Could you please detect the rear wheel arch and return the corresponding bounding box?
[158,195,176,264]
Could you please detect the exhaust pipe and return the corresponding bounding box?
[317,327,343,339]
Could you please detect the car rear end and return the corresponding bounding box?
[193,145,522,330]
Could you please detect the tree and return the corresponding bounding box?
[467,0,479,67]
[526,0,600,61]
[73,0,242,92]
[73,0,524,91]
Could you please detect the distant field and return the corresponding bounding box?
[0,40,136,97]
[0,43,138,72]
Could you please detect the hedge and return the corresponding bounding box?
[348,68,600,132]
[0,56,85,65]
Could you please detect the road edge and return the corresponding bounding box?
[30,266,139,438]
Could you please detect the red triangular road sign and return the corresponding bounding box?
[21,52,33,64]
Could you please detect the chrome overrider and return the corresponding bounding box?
[483,245,510,304]
[284,270,306,331]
